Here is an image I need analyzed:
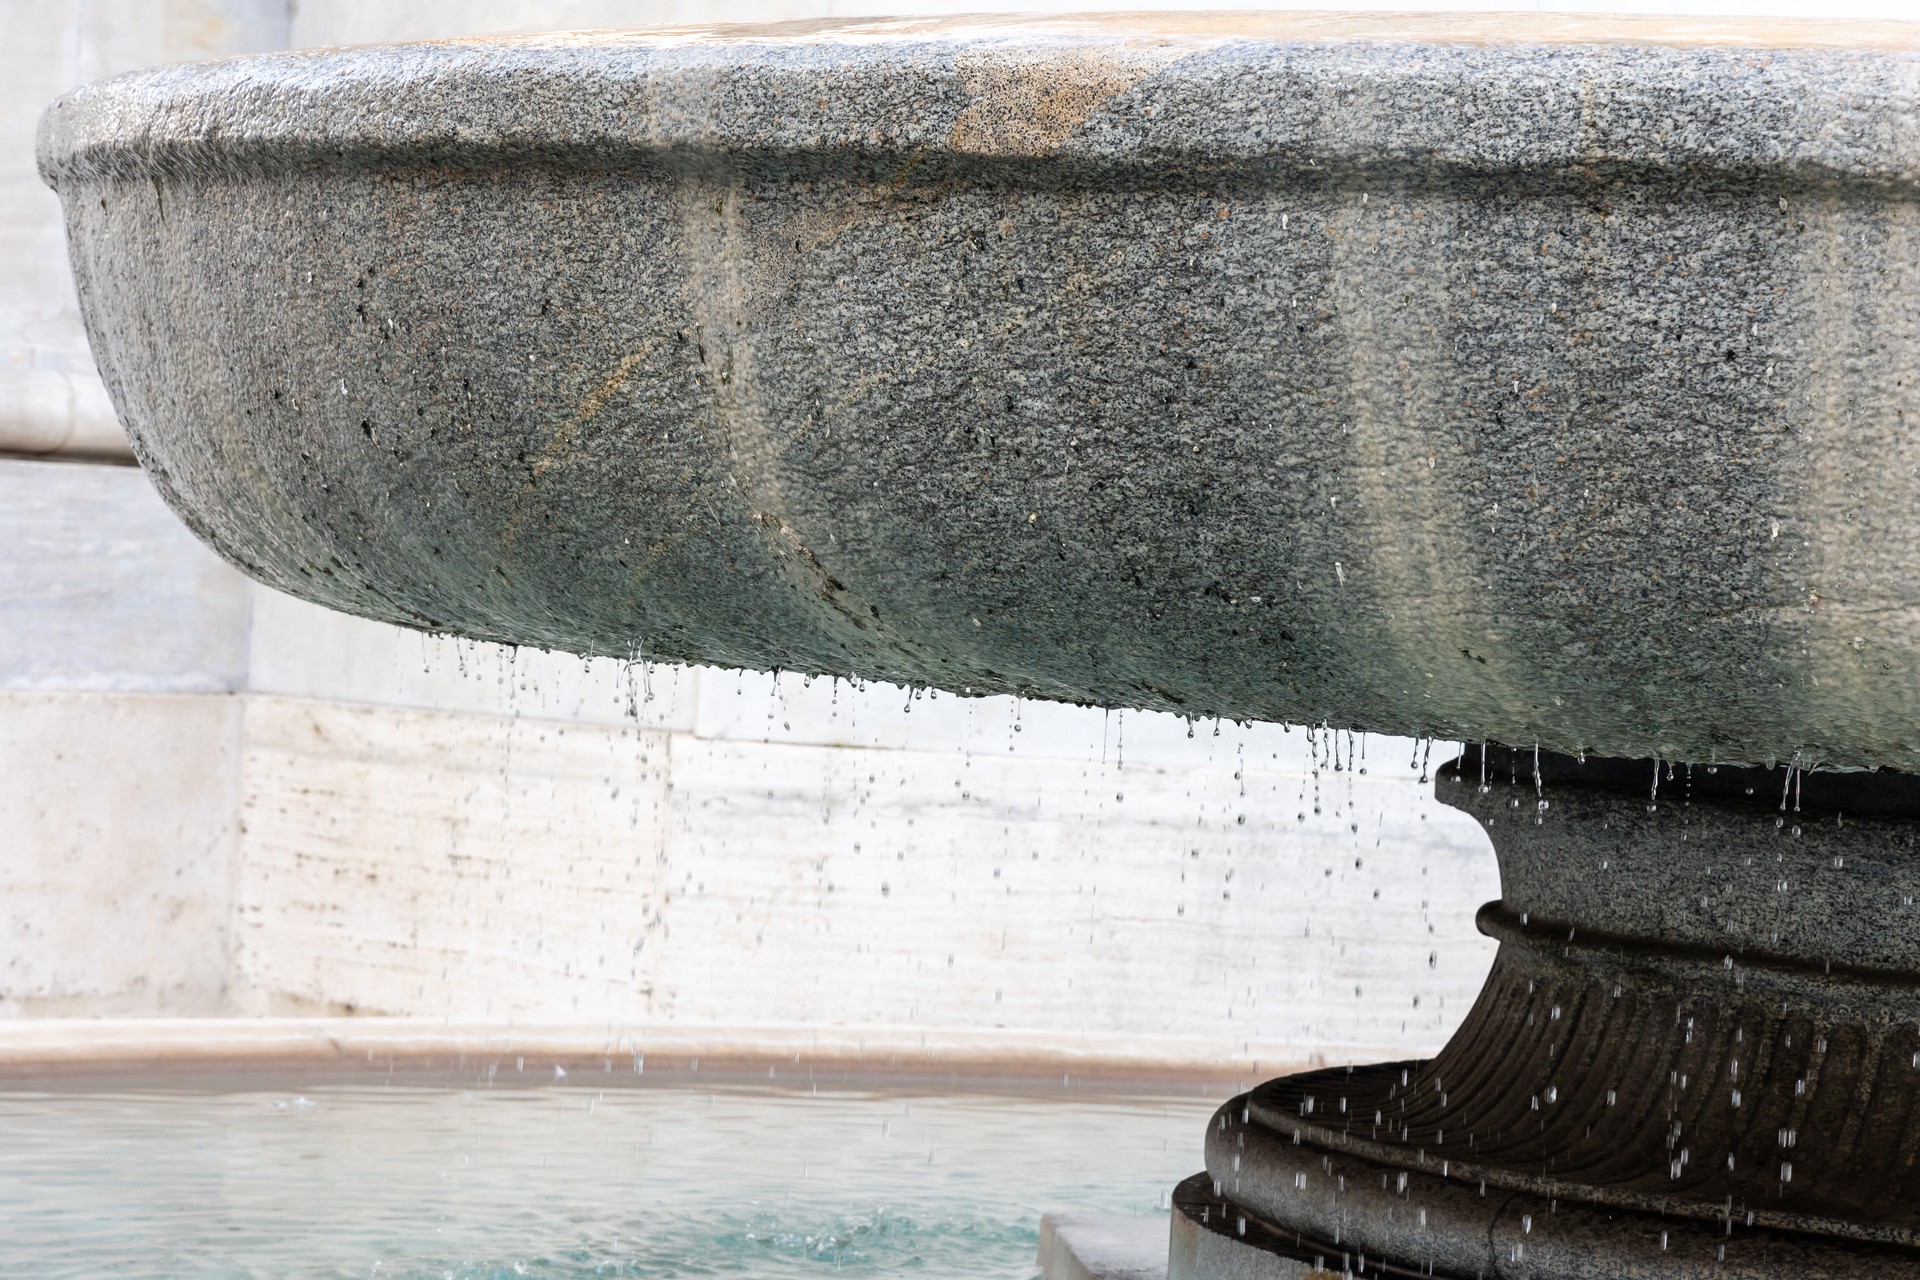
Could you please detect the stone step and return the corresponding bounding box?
[1039,1212,1170,1280]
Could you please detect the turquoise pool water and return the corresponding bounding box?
[0,1073,1219,1279]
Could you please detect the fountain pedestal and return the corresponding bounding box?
[1174,747,1920,1278]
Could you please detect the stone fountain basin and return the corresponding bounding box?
[38,13,1920,770]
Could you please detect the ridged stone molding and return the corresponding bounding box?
[1179,747,1920,1278]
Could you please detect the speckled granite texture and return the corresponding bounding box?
[36,14,1920,768]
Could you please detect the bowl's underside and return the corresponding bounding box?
[38,14,1920,769]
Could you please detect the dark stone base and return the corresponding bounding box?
[1178,748,1920,1279]
[1169,1171,1443,1280]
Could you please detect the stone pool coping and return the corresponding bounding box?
[0,1018,1365,1088]
[1040,1211,1171,1280]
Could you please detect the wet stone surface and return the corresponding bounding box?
[1192,748,1920,1279]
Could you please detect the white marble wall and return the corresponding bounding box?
[0,458,250,1015]
[0,460,250,692]
[232,696,674,1019]
[652,733,1487,1053]
[0,691,241,1015]
[234,585,1498,1061]
[227,699,1493,1059]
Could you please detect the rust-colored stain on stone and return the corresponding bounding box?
[947,49,1167,157]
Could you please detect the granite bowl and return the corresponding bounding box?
[38,13,1920,768]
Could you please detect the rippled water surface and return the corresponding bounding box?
[0,1072,1218,1279]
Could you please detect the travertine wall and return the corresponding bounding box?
[0,460,251,1015]
[0,690,242,1015]
[232,617,1496,1060]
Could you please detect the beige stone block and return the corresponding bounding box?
[224,695,1493,1059]
[0,690,240,1015]
[656,734,1496,1060]
[0,459,251,691]
[232,696,672,1018]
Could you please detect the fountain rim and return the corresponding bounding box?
[37,11,1920,191]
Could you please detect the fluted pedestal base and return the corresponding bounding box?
[1172,747,1920,1279]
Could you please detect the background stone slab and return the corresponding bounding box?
[0,458,250,692]
[0,690,240,1016]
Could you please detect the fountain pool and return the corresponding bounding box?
[0,1071,1216,1278]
